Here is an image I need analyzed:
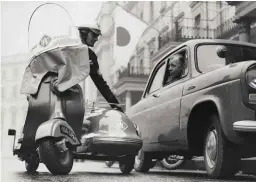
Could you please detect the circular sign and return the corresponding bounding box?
[116,27,130,46]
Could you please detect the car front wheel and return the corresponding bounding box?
[204,115,240,178]
[134,149,152,173]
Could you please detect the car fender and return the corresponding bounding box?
[35,119,80,146]
[185,94,225,134]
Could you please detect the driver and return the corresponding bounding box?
[166,54,185,84]
[77,24,123,112]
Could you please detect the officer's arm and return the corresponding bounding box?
[90,71,121,109]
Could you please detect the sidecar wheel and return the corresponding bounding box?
[119,156,135,174]
[25,152,40,172]
[160,155,184,170]
[39,139,73,175]
[105,161,115,168]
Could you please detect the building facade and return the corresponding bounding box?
[1,54,29,157]
[228,1,256,43]
[92,1,253,111]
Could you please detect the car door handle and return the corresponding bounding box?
[153,93,160,98]
[187,85,196,90]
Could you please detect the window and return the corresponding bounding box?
[148,38,156,57]
[137,49,144,73]
[160,1,166,13]
[147,62,166,94]
[150,1,154,22]
[140,59,144,69]
[196,44,256,73]
[194,14,201,37]
[140,11,143,19]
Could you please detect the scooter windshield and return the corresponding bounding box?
[20,3,90,95]
[28,3,81,55]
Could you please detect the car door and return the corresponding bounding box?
[131,48,189,149]
[149,49,189,145]
[129,60,167,145]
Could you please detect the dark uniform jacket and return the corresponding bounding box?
[88,48,120,109]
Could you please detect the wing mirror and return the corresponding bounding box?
[216,45,227,58]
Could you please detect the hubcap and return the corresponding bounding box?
[166,155,181,164]
[55,139,68,152]
[55,139,70,164]
[59,150,70,164]
[205,129,217,169]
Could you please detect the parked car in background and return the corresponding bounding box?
[127,39,256,179]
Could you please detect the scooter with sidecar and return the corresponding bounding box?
[8,3,142,175]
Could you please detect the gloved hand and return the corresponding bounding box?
[68,86,80,93]
[50,78,61,96]
[112,105,124,113]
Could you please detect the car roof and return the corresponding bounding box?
[179,39,256,48]
[152,39,256,65]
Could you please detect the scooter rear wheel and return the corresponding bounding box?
[25,152,40,172]
[39,139,73,175]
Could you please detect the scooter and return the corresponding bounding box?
[8,3,142,175]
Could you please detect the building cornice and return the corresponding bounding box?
[112,78,148,96]
[227,1,241,6]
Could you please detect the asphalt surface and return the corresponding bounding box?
[1,158,255,182]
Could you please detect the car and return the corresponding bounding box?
[126,39,256,178]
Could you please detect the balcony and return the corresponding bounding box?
[112,64,151,96]
[158,26,215,49]
[117,64,151,79]
[214,17,239,38]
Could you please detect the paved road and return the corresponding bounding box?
[1,158,255,182]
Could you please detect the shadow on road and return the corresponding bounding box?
[147,170,256,182]
[15,171,137,178]
[13,169,255,182]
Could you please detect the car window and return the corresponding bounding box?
[147,62,166,94]
[197,45,226,73]
[197,44,256,73]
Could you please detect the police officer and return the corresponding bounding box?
[77,24,123,112]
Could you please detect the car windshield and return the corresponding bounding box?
[197,44,256,73]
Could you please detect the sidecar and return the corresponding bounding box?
[75,106,142,174]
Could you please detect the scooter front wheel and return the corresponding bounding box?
[39,139,73,175]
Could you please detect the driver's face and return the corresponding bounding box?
[80,30,99,47]
[169,57,182,72]
[168,56,184,79]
